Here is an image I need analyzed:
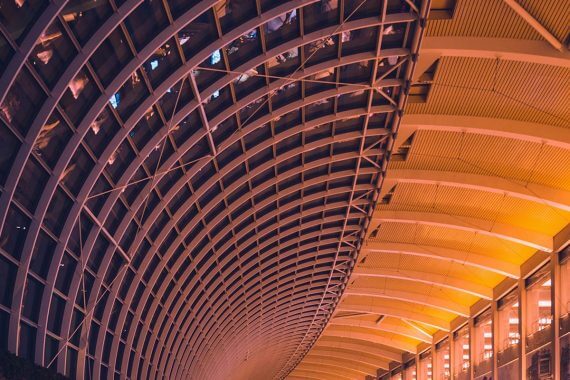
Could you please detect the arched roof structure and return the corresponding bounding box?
[290,0,570,379]
[1,0,569,380]
[0,0,428,379]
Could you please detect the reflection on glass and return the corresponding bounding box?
[419,351,432,380]
[497,288,520,379]
[454,324,470,380]
[561,334,569,380]
[526,264,553,379]
[390,368,402,380]
[474,309,493,379]
[403,360,416,380]
[561,251,569,380]
[436,338,451,379]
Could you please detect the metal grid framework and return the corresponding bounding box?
[0,0,426,379]
[290,0,570,378]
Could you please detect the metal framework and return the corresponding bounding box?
[0,0,426,379]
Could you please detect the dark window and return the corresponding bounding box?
[55,253,77,295]
[30,20,76,89]
[0,204,30,260]
[0,255,17,307]
[14,157,49,213]
[44,186,73,235]
[22,276,43,323]
[1,67,46,136]
[48,294,66,335]
[0,121,21,186]
[18,322,36,361]
[0,0,47,43]
[63,0,113,45]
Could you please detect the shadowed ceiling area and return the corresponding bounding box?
[0,0,428,379]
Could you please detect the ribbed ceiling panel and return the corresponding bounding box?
[0,0,424,379]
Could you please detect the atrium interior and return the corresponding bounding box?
[0,0,569,379]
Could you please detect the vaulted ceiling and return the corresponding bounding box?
[0,0,568,379]
[289,0,570,378]
[0,0,429,379]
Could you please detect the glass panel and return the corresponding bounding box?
[14,156,49,213]
[0,120,21,186]
[143,38,182,90]
[44,335,59,370]
[527,346,552,380]
[419,351,432,380]
[1,67,46,136]
[178,11,217,59]
[62,0,113,45]
[18,322,36,361]
[453,325,469,380]
[561,334,570,380]
[59,69,100,126]
[0,0,47,43]
[561,254,570,335]
[55,252,77,295]
[90,28,133,87]
[0,204,31,260]
[403,360,416,380]
[526,265,553,352]
[124,0,169,51]
[303,0,339,34]
[264,10,299,50]
[215,0,257,34]
[30,20,76,89]
[60,145,95,197]
[0,33,14,78]
[435,338,451,379]
[22,276,43,323]
[0,255,18,308]
[390,369,402,380]
[44,186,73,235]
[497,289,520,368]
[34,112,73,169]
[497,359,519,380]
[112,69,149,121]
[474,309,493,378]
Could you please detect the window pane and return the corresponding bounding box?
[0,204,31,260]
[30,20,76,89]
[454,325,470,379]
[497,289,520,371]
[526,265,553,352]
[1,67,46,136]
[474,309,493,379]
[0,255,17,308]
[18,322,36,361]
[14,157,49,213]
[0,0,47,43]
[435,338,450,379]
[22,276,44,323]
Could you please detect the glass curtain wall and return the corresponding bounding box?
[453,324,470,380]
[525,264,553,379]
[560,249,569,380]
[497,288,520,379]
[435,338,450,379]
[473,308,493,379]
[419,350,432,380]
[403,359,416,380]
[390,366,403,380]
[404,255,569,380]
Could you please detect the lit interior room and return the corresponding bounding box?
[0,0,569,379]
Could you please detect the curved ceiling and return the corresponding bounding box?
[290,0,570,378]
[0,0,427,379]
